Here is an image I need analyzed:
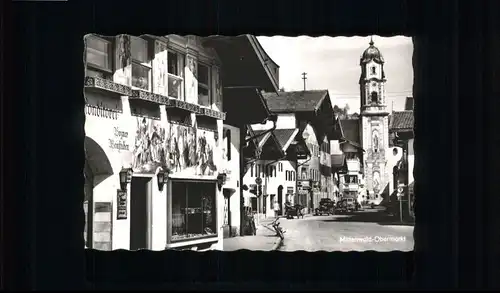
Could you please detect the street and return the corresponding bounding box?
[278,207,414,252]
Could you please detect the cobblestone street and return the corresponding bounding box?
[278,208,414,252]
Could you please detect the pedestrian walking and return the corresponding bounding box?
[273,200,280,219]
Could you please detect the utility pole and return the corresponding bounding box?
[301,72,307,91]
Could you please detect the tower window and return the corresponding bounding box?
[371,91,378,103]
[371,66,376,75]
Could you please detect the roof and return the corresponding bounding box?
[390,111,414,131]
[251,129,273,147]
[272,128,299,151]
[360,39,385,64]
[262,90,329,113]
[331,154,346,168]
[339,119,361,145]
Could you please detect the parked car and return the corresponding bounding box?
[314,198,336,216]
[286,204,304,219]
[336,198,357,213]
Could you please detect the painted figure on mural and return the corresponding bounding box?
[133,118,150,170]
[182,129,190,168]
[188,128,197,167]
[178,129,186,169]
[117,35,131,72]
[173,137,181,172]
[132,118,169,172]
[196,131,208,175]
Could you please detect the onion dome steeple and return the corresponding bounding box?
[360,36,384,65]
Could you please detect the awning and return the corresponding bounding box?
[202,35,279,93]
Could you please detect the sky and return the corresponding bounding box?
[256,36,414,113]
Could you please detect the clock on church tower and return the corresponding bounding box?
[358,37,390,202]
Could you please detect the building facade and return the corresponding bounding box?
[203,35,281,237]
[389,104,414,218]
[246,115,303,219]
[84,34,227,251]
[262,90,341,213]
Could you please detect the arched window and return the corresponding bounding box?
[371,91,378,103]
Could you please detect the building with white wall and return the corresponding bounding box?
[389,100,414,218]
[84,34,227,251]
[261,90,342,213]
[203,35,281,238]
[242,128,301,219]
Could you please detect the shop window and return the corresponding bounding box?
[171,181,217,242]
[198,63,211,107]
[167,51,184,100]
[85,35,112,78]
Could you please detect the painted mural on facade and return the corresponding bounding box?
[132,117,218,176]
[213,67,223,112]
[113,35,131,86]
[153,40,168,96]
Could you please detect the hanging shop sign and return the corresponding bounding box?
[109,127,130,151]
[117,189,128,220]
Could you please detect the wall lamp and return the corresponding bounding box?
[217,173,227,191]
[157,166,170,192]
[119,168,133,191]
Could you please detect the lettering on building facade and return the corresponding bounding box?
[109,127,130,151]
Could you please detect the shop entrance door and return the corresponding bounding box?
[130,176,153,251]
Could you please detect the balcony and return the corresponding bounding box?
[84,76,132,97]
[130,89,171,105]
[197,107,226,120]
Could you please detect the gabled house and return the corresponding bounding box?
[260,89,342,213]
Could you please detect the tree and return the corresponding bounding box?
[343,103,350,116]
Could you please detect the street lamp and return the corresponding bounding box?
[217,173,227,191]
[157,166,170,192]
[119,168,133,191]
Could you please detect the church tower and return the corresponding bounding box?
[359,37,390,201]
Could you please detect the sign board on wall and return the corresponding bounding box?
[287,187,294,194]
[117,189,127,220]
